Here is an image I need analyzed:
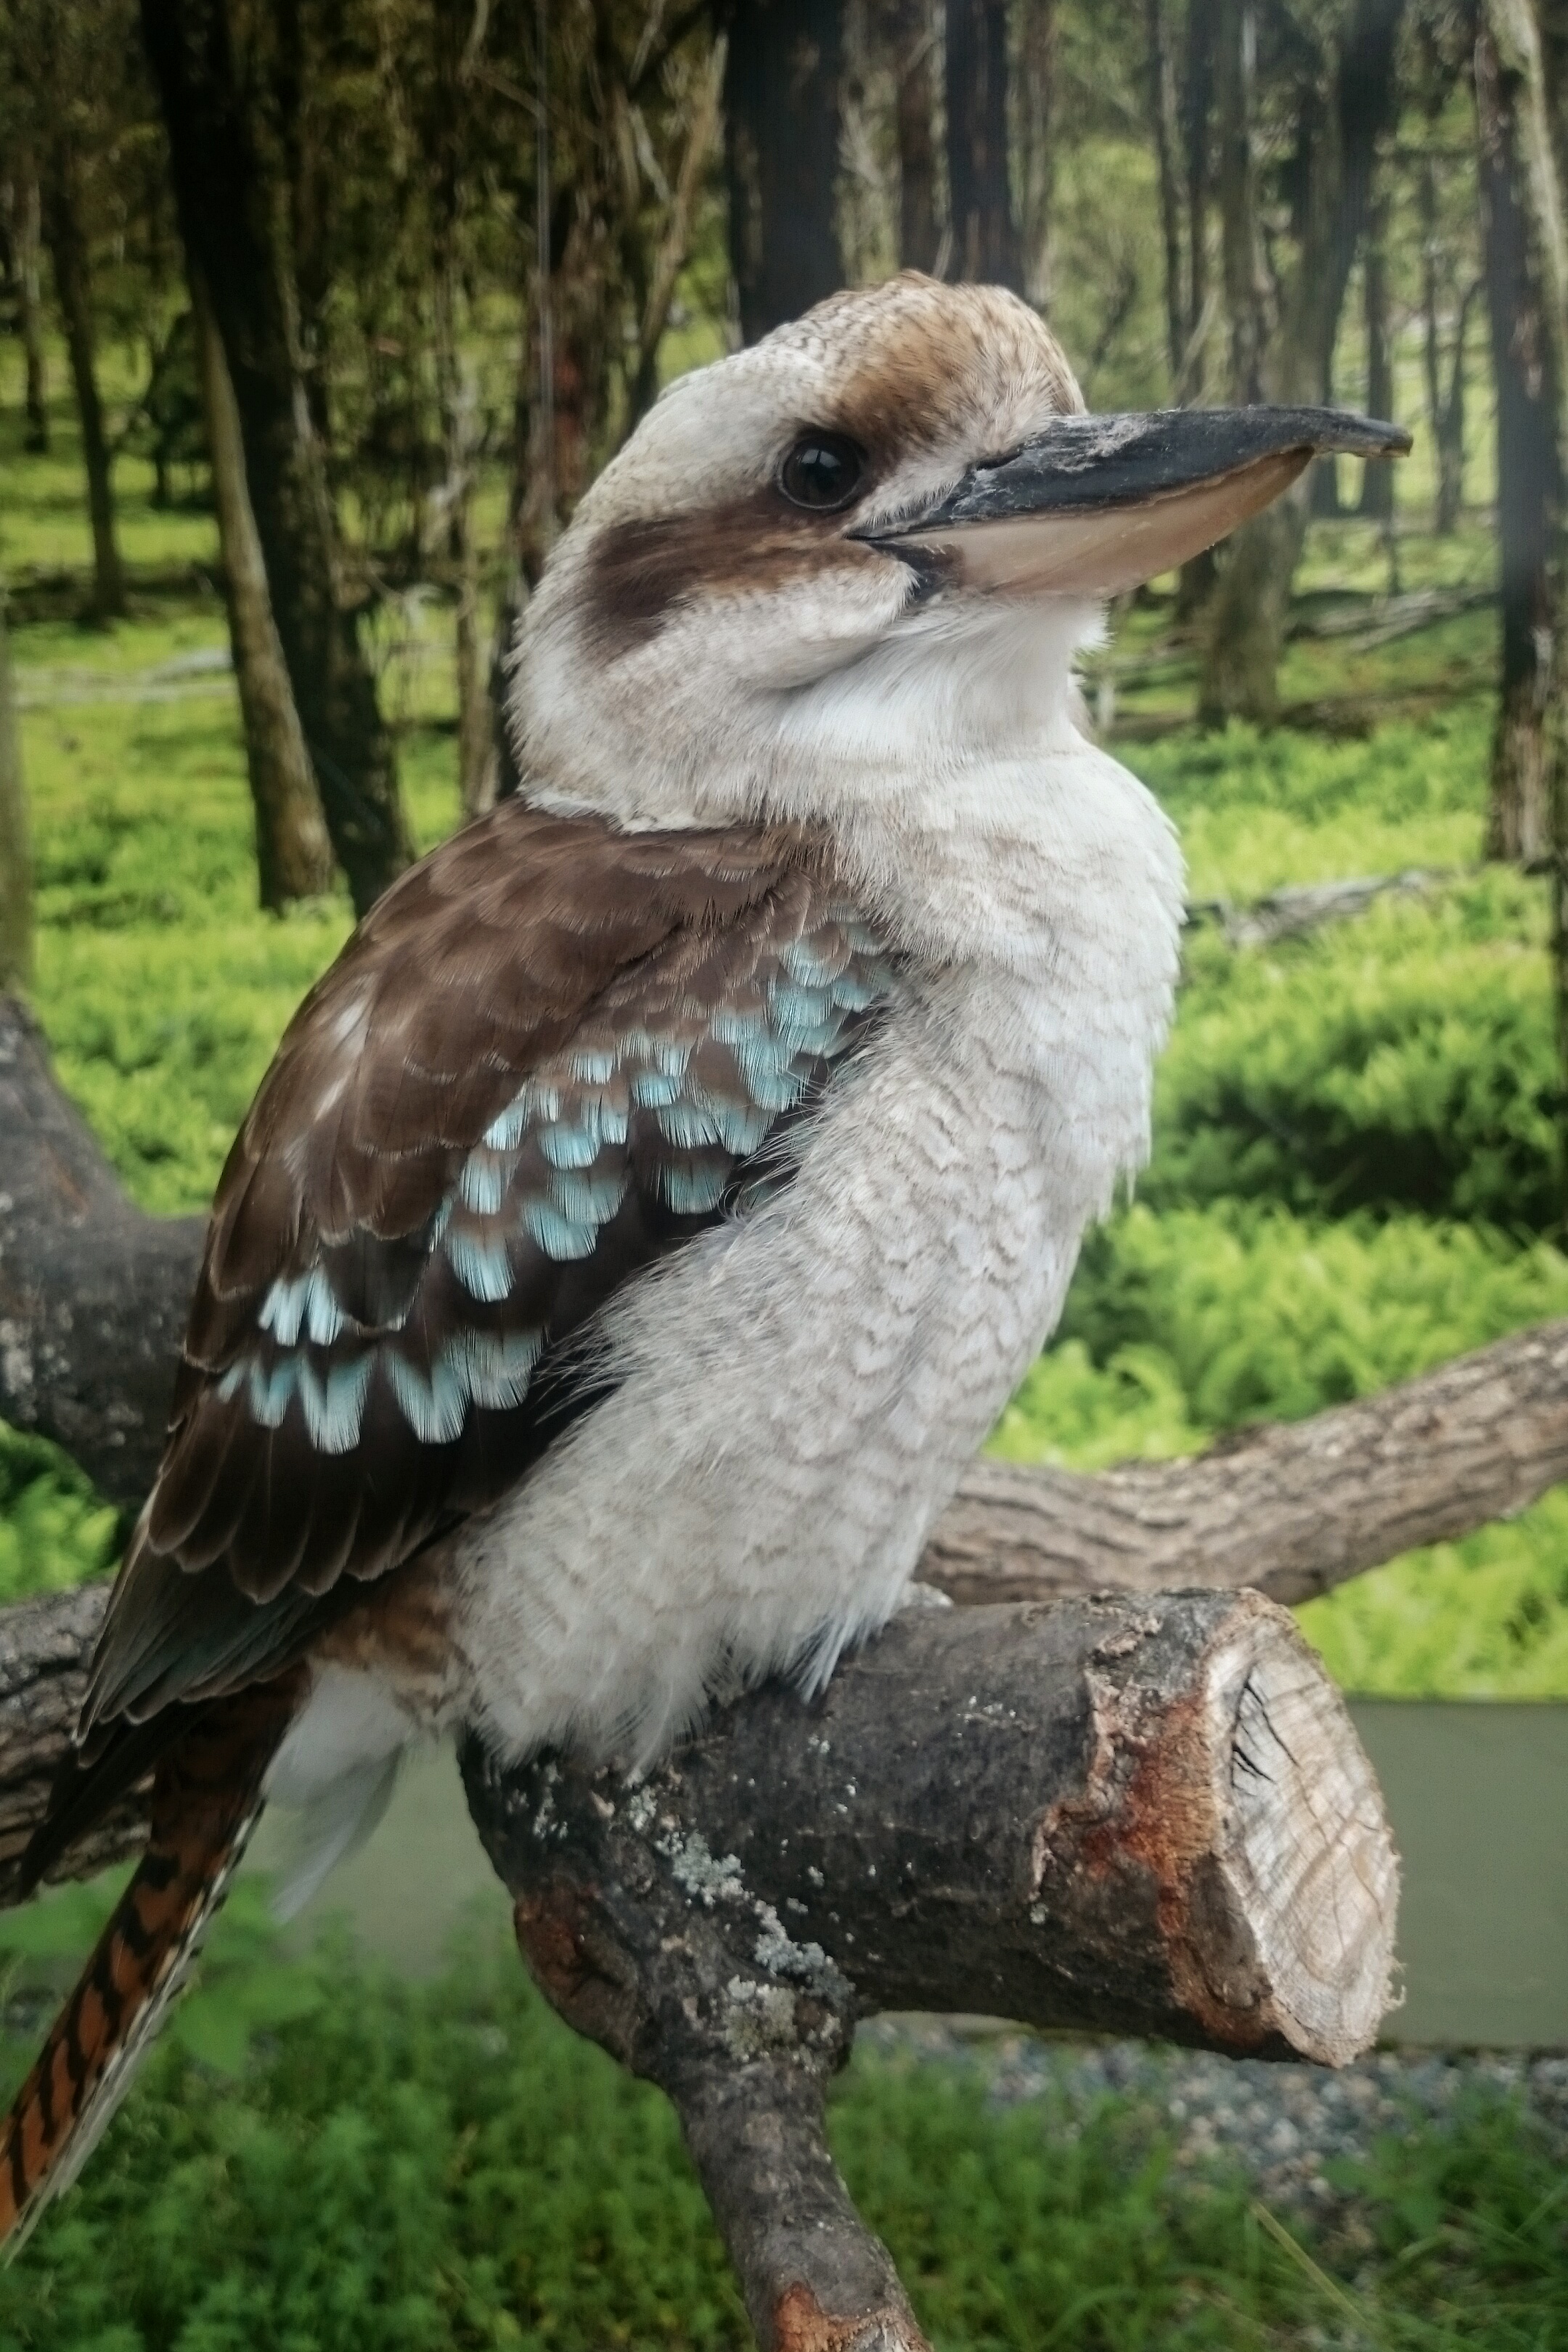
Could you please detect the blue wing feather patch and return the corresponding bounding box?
[217,892,897,1466]
[458,1151,507,1217]
[446,1228,514,1304]
[520,1198,601,1261]
[386,1351,467,1446]
[298,1355,372,1454]
[247,1360,298,1429]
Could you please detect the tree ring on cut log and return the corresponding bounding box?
[1193,1593,1399,2066]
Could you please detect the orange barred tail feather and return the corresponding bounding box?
[0,1679,302,2253]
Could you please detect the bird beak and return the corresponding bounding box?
[859,407,1412,598]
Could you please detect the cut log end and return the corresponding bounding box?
[1173,1593,1399,2067]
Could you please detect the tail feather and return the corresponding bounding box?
[0,1678,301,2253]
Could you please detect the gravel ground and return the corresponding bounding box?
[858,2018,1568,2218]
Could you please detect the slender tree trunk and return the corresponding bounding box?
[8,160,48,453]
[192,274,334,908]
[1148,0,1186,383]
[1421,148,1477,533]
[425,2,492,820]
[0,590,32,995]
[1478,0,1564,869]
[1175,0,1217,616]
[1199,0,1299,719]
[139,0,412,917]
[39,137,123,623]
[945,0,1021,287]
[886,0,939,274]
[1474,0,1568,1203]
[1017,0,1058,306]
[724,0,844,342]
[433,279,491,818]
[1183,0,1214,381]
[625,33,727,430]
[1361,178,1397,518]
[1200,0,1404,722]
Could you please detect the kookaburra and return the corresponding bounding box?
[0,274,1404,2240]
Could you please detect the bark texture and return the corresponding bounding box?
[0,997,205,1505]
[724,0,845,343]
[461,1590,1392,2345]
[0,1588,1396,2335]
[139,0,412,915]
[192,274,335,908]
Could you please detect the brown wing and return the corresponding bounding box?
[82,799,897,1732]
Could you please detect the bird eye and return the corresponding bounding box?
[779,432,866,513]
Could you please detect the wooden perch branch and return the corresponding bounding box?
[0,990,1430,2343]
[462,1592,1395,2351]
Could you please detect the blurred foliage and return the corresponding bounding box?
[1152,882,1557,1230]
[0,1425,119,1605]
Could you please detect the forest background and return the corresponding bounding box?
[1,1,1568,2343]
[1,0,1564,1699]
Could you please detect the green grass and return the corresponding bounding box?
[1,1887,1565,2351]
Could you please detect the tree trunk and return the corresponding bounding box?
[887,0,940,275]
[139,0,412,917]
[624,32,729,433]
[1422,147,1477,534]
[1199,0,1294,718]
[944,0,1021,288]
[1183,0,1214,384]
[1148,0,1185,383]
[1017,0,1058,307]
[1361,178,1397,520]
[0,592,32,994]
[1174,0,1217,614]
[1479,0,1564,868]
[39,134,123,623]
[1199,498,1309,724]
[7,159,49,453]
[1199,0,1404,722]
[724,0,844,343]
[192,274,335,907]
[1479,0,1568,1204]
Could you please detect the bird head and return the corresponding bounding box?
[513,274,1407,831]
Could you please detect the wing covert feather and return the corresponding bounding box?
[87,801,896,1729]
